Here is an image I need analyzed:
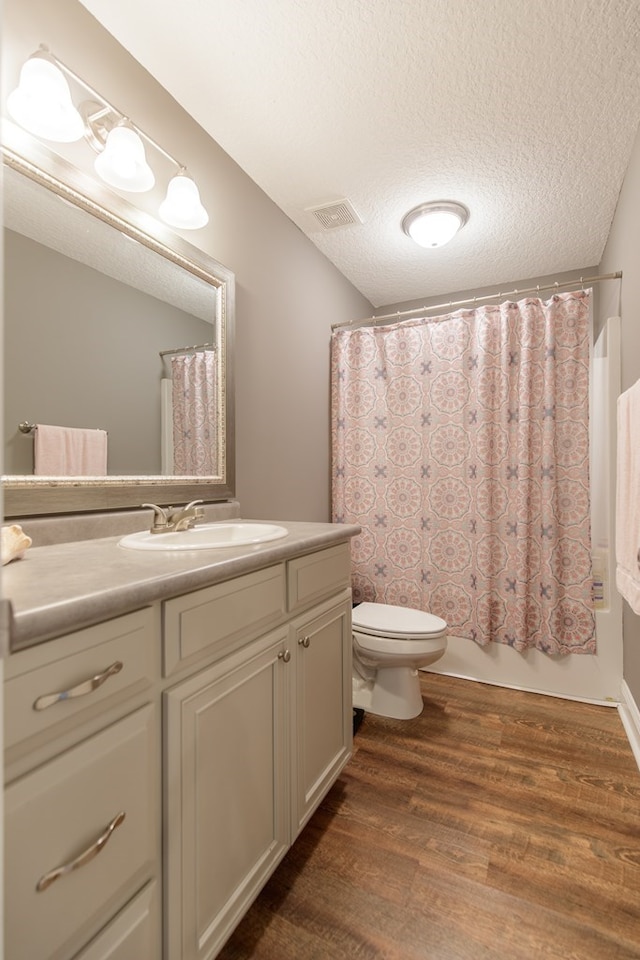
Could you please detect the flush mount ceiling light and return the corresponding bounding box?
[402,201,469,248]
[6,45,209,229]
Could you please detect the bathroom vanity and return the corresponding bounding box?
[3,518,359,960]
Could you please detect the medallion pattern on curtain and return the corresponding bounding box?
[331,292,596,655]
[171,350,217,475]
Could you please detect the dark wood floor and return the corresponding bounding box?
[218,673,640,960]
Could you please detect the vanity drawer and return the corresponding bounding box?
[163,563,286,676]
[5,608,156,762]
[74,881,159,960]
[5,704,157,960]
[287,543,352,613]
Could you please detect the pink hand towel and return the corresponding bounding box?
[616,379,640,614]
[34,424,108,476]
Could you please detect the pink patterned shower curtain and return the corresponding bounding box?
[331,292,596,655]
[171,350,217,475]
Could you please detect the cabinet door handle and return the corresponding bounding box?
[278,650,291,663]
[36,811,126,892]
[33,661,124,711]
[298,636,311,648]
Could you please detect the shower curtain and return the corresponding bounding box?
[171,350,217,475]
[331,291,596,655]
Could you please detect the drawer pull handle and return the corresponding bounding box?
[33,661,124,711]
[299,636,311,648]
[36,811,126,892]
[278,649,291,663]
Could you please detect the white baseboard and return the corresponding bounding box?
[618,680,640,774]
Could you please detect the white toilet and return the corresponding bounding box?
[352,602,448,720]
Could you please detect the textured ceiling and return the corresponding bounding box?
[79,0,640,307]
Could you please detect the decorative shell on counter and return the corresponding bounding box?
[1,524,32,565]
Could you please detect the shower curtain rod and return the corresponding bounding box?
[331,271,622,331]
[159,342,214,357]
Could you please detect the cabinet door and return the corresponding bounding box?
[291,590,353,835]
[164,627,290,960]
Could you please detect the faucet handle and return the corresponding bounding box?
[184,499,205,520]
[142,503,170,531]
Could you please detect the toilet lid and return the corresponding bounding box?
[352,602,447,638]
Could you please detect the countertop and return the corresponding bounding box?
[3,519,360,652]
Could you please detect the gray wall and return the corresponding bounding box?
[4,229,212,474]
[2,0,372,520]
[599,121,640,706]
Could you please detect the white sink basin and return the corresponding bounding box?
[119,522,289,552]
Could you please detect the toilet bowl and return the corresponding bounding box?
[352,602,447,720]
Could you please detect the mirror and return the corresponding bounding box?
[2,131,235,518]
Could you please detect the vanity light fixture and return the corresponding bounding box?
[402,200,469,248]
[7,46,209,229]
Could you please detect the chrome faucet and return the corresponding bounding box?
[142,500,205,534]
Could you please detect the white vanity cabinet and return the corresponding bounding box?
[4,535,354,960]
[162,543,353,960]
[4,609,161,960]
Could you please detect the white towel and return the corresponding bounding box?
[616,378,640,614]
[34,424,108,476]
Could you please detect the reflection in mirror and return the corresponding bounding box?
[2,144,235,517]
[5,169,216,475]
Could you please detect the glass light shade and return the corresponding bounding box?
[159,173,209,229]
[94,124,155,192]
[7,56,84,142]
[402,202,469,248]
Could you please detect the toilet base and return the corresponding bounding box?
[352,666,424,720]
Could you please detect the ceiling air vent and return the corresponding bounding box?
[306,199,362,230]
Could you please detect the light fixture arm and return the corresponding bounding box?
[36,44,186,170]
